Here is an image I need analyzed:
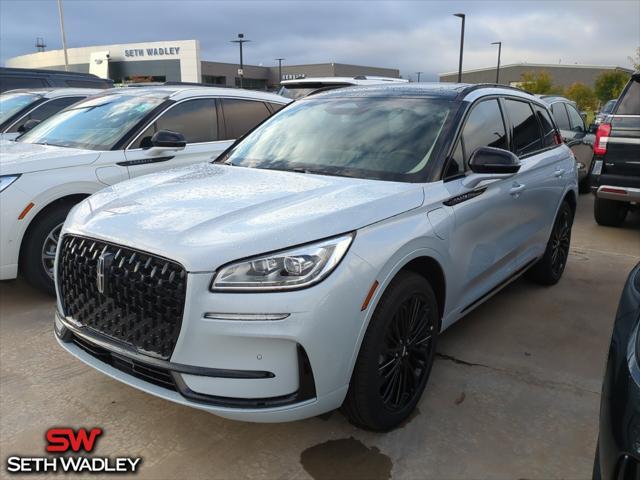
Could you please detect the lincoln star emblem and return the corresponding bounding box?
[96,252,114,295]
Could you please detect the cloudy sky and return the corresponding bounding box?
[1,0,638,80]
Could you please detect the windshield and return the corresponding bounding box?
[602,99,617,114]
[0,92,41,125]
[221,97,454,182]
[18,93,164,150]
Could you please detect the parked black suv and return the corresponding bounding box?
[590,72,639,227]
[593,262,640,480]
[0,67,113,93]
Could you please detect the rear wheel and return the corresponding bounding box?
[526,201,573,286]
[594,197,628,227]
[578,176,591,194]
[342,271,439,431]
[20,203,73,295]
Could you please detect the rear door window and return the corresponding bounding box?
[616,77,640,115]
[533,105,556,148]
[132,98,217,148]
[550,103,571,130]
[566,104,585,132]
[505,99,542,156]
[220,99,271,140]
[0,76,48,92]
[7,96,84,132]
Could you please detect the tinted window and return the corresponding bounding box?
[505,99,542,156]
[268,102,286,113]
[222,97,454,182]
[534,105,556,147]
[551,103,570,130]
[566,104,585,131]
[460,99,507,164]
[221,99,271,139]
[8,96,84,132]
[0,76,48,92]
[64,79,108,88]
[133,98,217,148]
[616,77,640,115]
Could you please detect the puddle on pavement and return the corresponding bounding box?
[300,437,392,480]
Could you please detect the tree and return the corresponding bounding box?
[565,82,597,111]
[519,71,563,95]
[629,47,640,71]
[594,71,630,103]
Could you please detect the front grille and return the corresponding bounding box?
[71,334,178,391]
[58,235,187,360]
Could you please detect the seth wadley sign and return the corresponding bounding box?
[124,46,181,58]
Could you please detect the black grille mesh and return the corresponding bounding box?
[58,235,187,360]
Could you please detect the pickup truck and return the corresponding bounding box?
[590,72,640,227]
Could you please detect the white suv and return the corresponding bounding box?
[0,88,103,141]
[55,83,577,431]
[0,86,289,293]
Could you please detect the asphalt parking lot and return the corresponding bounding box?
[1,193,638,479]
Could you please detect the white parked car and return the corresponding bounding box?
[0,88,103,141]
[0,86,289,293]
[55,83,577,431]
[278,76,408,99]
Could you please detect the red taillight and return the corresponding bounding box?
[594,123,611,155]
[553,131,563,145]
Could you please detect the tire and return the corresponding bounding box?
[526,201,573,286]
[594,197,628,227]
[592,443,601,480]
[20,202,73,295]
[342,271,439,431]
[578,176,591,194]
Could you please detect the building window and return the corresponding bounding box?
[234,77,267,90]
[202,75,226,85]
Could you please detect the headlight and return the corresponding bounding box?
[211,233,354,292]
[0,175,20,193]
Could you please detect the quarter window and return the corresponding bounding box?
[132,98,217,148]
[505,99,542,156]
[8,96,84,133]
[551,103,571,130]
[533,105,556,148]
[221,99,271,140]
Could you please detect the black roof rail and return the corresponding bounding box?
[0,66,103,78]
[457,83,534,98]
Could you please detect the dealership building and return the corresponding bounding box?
[5,39,401,89]
[439,63,634,89]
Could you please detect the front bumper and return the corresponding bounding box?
[55,250,379,422]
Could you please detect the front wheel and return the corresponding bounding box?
[20,203,74,295]
[342,271,439,431]
[526,201,573,286]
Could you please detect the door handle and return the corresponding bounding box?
[509,183,526,196]
[554,168,565,178]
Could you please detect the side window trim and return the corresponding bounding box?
[126,97,222,150]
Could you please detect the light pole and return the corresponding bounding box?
[491,41,502,83]
[415,71,423,82]
[453,13,465,83]
[275,58,285,86]
[231,33,250,88]
[57,0,69,71]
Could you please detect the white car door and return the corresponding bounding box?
[122,98,232,178]
[441,98,530,312]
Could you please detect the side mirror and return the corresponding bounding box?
[18,119,40,133]
[463,147,521,189]
[144,130,186,156]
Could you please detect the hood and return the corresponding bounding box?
[0,141,101,175]
[65,163,424,272]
